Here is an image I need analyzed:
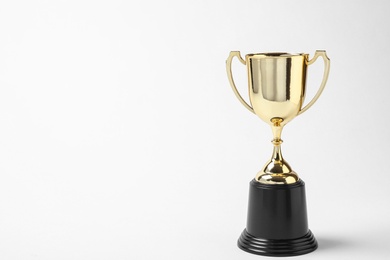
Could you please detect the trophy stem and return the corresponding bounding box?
[255,118,299,184]
[270,118,285,163]
[271,118,283,143]
[270,142,284,162]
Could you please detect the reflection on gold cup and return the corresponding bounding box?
[226,51,330,184]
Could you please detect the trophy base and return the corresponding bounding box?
[238,229,317,257]
[238,179,317,257]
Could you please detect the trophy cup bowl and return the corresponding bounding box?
[226,50,330,256]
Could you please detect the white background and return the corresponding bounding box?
[0,0,389,259]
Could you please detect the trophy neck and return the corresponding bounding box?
[271,117,283,144]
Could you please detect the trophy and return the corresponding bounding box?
[226,50,330,256]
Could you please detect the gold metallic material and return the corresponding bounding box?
[226,50,330,184]
[226,51,254,114]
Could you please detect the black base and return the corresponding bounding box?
[238,229,317,257]
[238,179,317,257]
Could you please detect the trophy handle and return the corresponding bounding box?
[298,50,330,115]
[226,51,254,114]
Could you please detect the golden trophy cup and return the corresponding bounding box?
[226,51,330,256]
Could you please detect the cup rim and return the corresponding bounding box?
[246,52,307,58]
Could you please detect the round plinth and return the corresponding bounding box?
[238,229,317,257]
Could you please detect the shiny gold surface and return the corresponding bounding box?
[226,50,330,184]
[226,51,254,114]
